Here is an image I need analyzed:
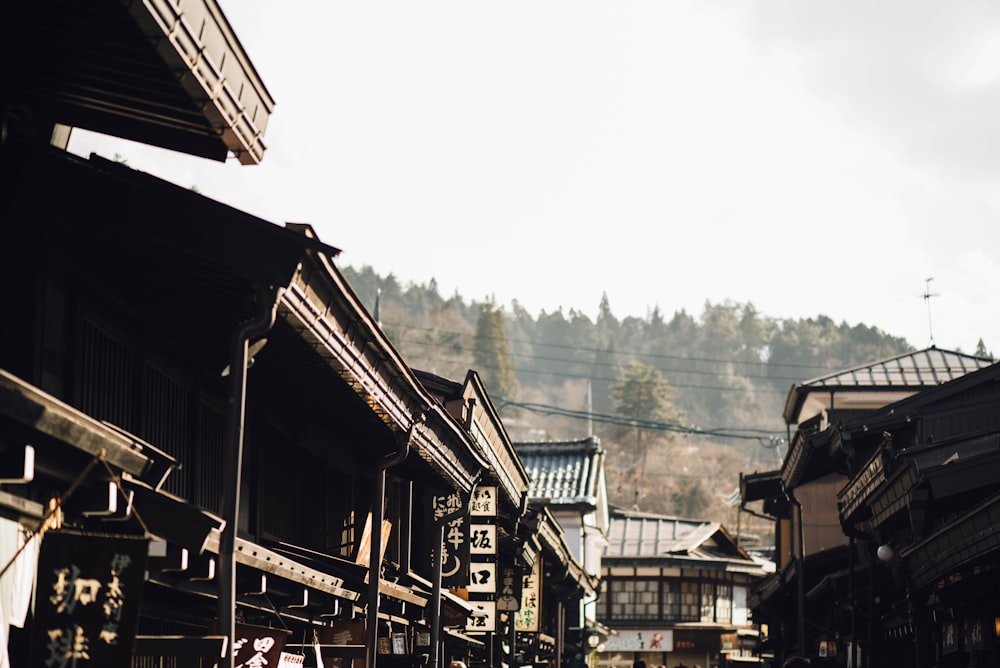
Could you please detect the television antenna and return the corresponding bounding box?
[922,278,939,347]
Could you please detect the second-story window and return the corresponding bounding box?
[716,583,733,623]
[663,581,680,620]
[701,582,716,622]
[680,581,700,621]
[608,579,660,620]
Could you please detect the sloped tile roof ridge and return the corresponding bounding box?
[800,345,992,388]
[604,510,721,557]
[609,505,709,523]
[515,437,600,452]
[677,521,724,552]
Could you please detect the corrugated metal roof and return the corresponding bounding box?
[515,437,602,505]
[603,508,718,558]
[800,347,991,389]
[782,346,995,425]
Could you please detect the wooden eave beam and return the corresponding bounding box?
[203,529,361,602]
[0,368,148,476]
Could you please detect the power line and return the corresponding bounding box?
[495,397,784,442]
[404,348,790,396]
[382,320,839,374]
[383,328,830,394]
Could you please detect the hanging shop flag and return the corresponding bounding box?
[234,622,291,668]
[470,486,497,517]
[431,492,469,588]
[31,529,149,668]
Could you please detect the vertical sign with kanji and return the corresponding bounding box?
[431,491,469,588]
[467,486,499,633]
[514,557,540,632]
[32,530,149,668]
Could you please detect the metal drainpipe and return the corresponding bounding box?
[789,491,806,658]
[430,473,482,668]
[366,418,421,668]
[219,285,283,668]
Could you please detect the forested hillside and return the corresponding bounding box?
[342,265,917,542]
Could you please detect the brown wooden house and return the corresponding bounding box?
[741,347,996,667]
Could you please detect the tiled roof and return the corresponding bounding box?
[603,507,718,558]
[799,347,991,389]
[514,437,603,506]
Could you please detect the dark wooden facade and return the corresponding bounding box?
[1,7,604,668]
[743,351,1000,667]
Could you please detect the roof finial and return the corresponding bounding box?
[922,277,938,347]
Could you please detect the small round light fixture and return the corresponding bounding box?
[877,544,895,562]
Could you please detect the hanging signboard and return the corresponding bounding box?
[470,486,498,517]
[469,524,497,556]
[496,564,521,612]
[234,623,291,668]
[468,562,497,593]
[467,600,497,633]
[514,558,540,632]
[31,530,149,668]
[431,492,469,588]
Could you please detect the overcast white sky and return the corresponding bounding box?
[68,1,1000,354]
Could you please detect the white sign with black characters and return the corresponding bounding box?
[469,524,497,556]
[470,486,498,517]
[466,600,497,633]
[468,562,497,593]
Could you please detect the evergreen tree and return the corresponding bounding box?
[610,361,685,471]
[612,360,683,425]
[473,300,519,402]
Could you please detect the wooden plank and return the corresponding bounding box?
[203,530,362,602]
[0,489,45,523]
[381,579,428,606]
[0,369,148,475]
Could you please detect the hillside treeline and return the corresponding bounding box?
[342,265,915,535]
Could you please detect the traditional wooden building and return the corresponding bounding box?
[415,369,533,668]
[836,360,1000,667]
[1,3,525,667]
[596,508,766,668]
[741,347,994,666]
[515,438,610,662]
[0,141,508,666]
